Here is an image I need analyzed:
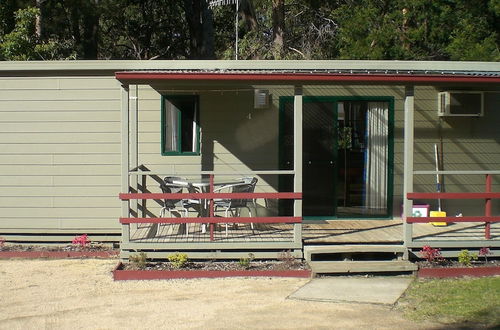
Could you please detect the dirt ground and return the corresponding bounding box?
[0,259,441,330]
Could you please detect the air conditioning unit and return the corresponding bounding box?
[438,91,484,117]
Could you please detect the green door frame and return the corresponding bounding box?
[279,95,395,220]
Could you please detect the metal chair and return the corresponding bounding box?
[159,176,196,238]
[213,177,258,236]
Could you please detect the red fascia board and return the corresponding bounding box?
[115,72,500,84]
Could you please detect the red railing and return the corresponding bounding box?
[406,174,500,239]
[119,175,302,241]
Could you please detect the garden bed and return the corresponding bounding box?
[113,260,311,281]
[0,243,118,259]
[415,246,500,278]
[417,261,500,278]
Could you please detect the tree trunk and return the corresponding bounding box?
[35,0,44,39]
[272,0,285,59]
[82,0,99,59]
[183,0,214,59]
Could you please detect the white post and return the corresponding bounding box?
[403,85,414,253]
[121,85,130,244]
[293,86,303,244]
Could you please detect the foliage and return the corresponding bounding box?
[419,245,444,264]
[168,252,189,269]
[277,250,297,270]
[479,247,492,263]
[0,236,5,248]
[238,253,255,269]
[0,0,498,60]
[457,249,478,267]
[129,252,148,270]
[338,127,352,150]
[0,7,75,60]
[99,0,189,59]
[72,234,90,249]
[400,277,500,327]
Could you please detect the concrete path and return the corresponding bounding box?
[289,276,414,305]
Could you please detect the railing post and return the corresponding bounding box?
[209,174,215,241]
[485,174,491,239]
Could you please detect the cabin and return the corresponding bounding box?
[1,60,498,272]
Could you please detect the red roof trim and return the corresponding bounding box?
[115,72,500,84]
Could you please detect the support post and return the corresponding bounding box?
[130,85,139,230]
[121,85,130,246]
[485,174,491,239]
[293,86,303,245]
[403,85,415,255]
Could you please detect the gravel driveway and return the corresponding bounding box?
[0,259,440,329]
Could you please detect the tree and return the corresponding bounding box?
[272,0,285,59]
[183,0,215,59]
[0,7,74,60]
[99,0,189,59]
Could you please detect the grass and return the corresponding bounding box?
[399,277,500,328]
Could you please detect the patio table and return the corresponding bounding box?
[169,178,247,233]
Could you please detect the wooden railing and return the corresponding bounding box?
[120,174,302,242]
[406,173,500,239]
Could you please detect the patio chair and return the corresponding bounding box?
[213,177,258,236]
[159,176,199,238]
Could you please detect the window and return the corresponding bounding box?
[161,95,200,155]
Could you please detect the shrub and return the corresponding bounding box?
[72,234,90,248]
[129,252,147,270]
[419,245,444,264]
[458,249,478,267]
[168,252,189,269]
[238,253,255,269]
[479,247,492,263]
[0,237,5,248]
[277,250,297,270]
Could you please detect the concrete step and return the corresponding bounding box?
[309,260,417,275]
[304,244,407,262]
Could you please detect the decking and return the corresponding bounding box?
[128,219,499,245]
[303,220,499,244]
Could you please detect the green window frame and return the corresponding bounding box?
[161,95,200,156]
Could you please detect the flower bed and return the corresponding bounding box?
[417,265,500,278]
[0,243,118,259]
[113,260,311,281]
[416,245,500,278]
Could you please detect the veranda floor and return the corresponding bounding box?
[127,219,498,244]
